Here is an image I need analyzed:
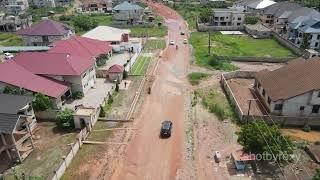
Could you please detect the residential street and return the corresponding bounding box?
[110,2,190,180]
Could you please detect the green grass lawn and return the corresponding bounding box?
[144,39,166,50]
[130,26,167,37]
[190,32,296,70]
[0,33,23,46]
[198,89,237,121]
[188,72,208,85]
[90,14,112,26]
[130,55,152,75]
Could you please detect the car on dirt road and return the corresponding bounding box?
[180,32,185,35]
[160,120,172,138]
[183,39,188,44]
[169,40,175,45]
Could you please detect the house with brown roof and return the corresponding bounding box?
[108,64,124,81]
[254,58,320,117]
[79,0,112,14]
[17,19,75,46]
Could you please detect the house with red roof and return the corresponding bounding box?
[49,36,112,59]
[0,60,71,107]
[108,64,124,81]
[17,19,75,46]
[13,52,97,96]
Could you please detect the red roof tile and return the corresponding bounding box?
[17,19,73,36]
[49,36,112,58]
[0,61,69,98]
[108,64,124,73]
[13,52,94,76]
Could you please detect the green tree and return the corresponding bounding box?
[314,169,320,180]
[56,108,74,128]
[245,16,258,25]
[199,7,211,23]
[72,15,98,32]
[32,93,54,111]
[115,82,120,92]
[3,86,27,95]
[237,120,294,162]
[123,69,128,79]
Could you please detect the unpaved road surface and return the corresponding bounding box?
[111,3,190,180]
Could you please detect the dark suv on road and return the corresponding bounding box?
[160,120,172,138]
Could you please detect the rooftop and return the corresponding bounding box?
[0,61,69,98]
[0,113,21,134]
[13,52,94,76]
[17,19,73,36]
[113,1,143,11]
[49,36,112,58]
[108,64,124,73]
[0,94,33,114]
[82,26,130,42]
[255,58,320,101]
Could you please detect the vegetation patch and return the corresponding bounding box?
[130,55,152,75]
[144,39,166,50]
[27,7,67,22]
[130,26,167,37]
[188,72,208,85]
[0,33,23,46]
[199,89,237,121]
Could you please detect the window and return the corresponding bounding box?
[274,104,283,111]
[82,72,87,78]
[318,34,320,40]
[318,92,320,97]
[237,23,241,26]
[312,105,320,113]
[300,106,305,111]
[268,97,271,104]
[238,17,241,21]
[262,89,266,96]
[316,42,319,47]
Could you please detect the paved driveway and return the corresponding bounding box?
[100,52,131,70]
[64,78,114,109]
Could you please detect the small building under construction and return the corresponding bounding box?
[0,94,36,164]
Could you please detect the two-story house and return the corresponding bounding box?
[13,52,97,95]
[260,2,301,33]
[0,94,36,163]
[210,8,245,30]
[254,58,320,117]
[233,0,276,14]
[80,0,112,13]
[17,19,74,46]
[112,1,144,25]
[0,12,32,32]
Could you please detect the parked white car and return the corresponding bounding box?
[183,39,188,44]
[214,151,221,163]
[169,40,175,45]
[4,52,14,60]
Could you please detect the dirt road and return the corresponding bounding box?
[110,3,190,180]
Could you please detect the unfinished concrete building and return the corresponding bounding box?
[0,94,36,164]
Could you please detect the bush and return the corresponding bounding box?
[188,72,208,85]
[245,16,259,25]
[99,105,106,117]
[72,15,98,32]
[59,15,73,21]
[3,86,27,95]
[72,91,84,99]
[303,124,311,132]
[32,93,54,111]
[56,109,74,129]
[96,54,108,66]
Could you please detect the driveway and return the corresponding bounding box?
[99,52,131,70]
[64,78,114,109]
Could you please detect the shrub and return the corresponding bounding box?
[107,92,113,104]
[32,93,54,111]
[56,108,74,129]
[245,16,259,25]
[188,72,208,85]
[303,124,311,132]
[3,86,27,95]
[96,54,108,66]
[72,91,83,99]
[59,15,73,21]
[72,15,98,32]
